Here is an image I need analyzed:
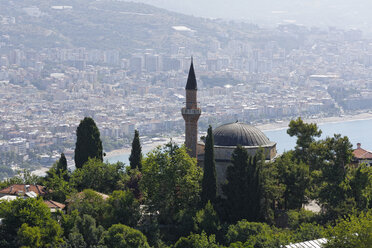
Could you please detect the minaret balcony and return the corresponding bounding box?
[182,107,201,115]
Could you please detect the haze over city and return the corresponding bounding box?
[133,0,372,32]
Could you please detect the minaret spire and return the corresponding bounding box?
[182,58,201,158]
[186,57,197,90]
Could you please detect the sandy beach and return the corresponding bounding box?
[256,112,372,131]
[106,148,132,157]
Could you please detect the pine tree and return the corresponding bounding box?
[201,126,217,205]
[74,117,103,169]
[287,117,322,163]
[129,130,142,171]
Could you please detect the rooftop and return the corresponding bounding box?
[353,143,372,159]
[213,122,275,147]
[44,200,66,210]
[285,238,327,248]
[0,184,48,196]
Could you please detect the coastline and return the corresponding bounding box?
[256,112,372,131]
[105,112,372,158]
[106,147,131,157]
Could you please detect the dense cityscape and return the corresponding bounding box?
[2,2,372,177]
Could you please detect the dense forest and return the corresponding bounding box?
[0,117,371,247]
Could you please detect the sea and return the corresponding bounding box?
[106,118,372,165]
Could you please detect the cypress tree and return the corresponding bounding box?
[129,130,142,171]
[222,146,262,222]
[56,153,67,172]
[201,126,217,205]
[74,117,103,169]
[56,153,69,181]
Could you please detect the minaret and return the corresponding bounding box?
[182,58,201,158]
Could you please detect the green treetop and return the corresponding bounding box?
[324,210,372,248]
[103,224,150,248]
[225,219,292,247]
[69,214,105,247]
[287,117,322,163]
[275,151,310,210]
[129,130,142,171]
[141,143,202,225]
[201,126,217,205]
[0,197,63,247]
[104,190,141,228]
[193,201,220,236]
[174,232,219,248]
[312,134,354,217]
[74,117,103,169]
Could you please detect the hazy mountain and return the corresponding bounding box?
[0,0,256,53]
[131,0,372,31]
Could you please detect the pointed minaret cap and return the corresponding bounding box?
[186,57,197,90]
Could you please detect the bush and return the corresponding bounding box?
[293,223,324,242]
[225,220,292,247]
[0,197,63,247]
[193,201,221,235]
[287,209,317,229]
[103,224,150,248]
[174,232,220,248]
[104,190,141,227]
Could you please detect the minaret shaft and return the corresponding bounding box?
[182,60,201,158]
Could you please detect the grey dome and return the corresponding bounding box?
[213,122,273,147]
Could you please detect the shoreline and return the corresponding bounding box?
[105,112,372,158]
[256,112,372,131]
[105,148,131,158]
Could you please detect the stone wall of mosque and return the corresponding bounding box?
[197,143,277,195]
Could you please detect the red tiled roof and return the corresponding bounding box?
[43,200,66,209]
[0,184,48,196]
[353,148,372,159]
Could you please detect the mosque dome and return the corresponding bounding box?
[213,122,274,147]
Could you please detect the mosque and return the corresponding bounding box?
[182,59,277,187]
